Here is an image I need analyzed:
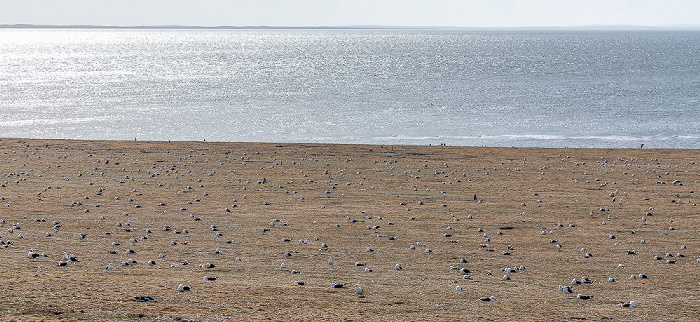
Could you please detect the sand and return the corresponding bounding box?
[0,138,697,321]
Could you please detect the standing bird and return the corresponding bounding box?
[355,284,364,296]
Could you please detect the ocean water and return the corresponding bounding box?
[0,28,698,148]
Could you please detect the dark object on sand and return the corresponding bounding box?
[135,296,157,302]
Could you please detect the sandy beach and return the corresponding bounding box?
[0,138,697,321]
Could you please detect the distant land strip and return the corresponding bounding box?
[2,24,700,30]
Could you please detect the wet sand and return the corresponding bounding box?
[0,138,698,321]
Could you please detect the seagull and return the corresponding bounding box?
[395,264,402,270]
[177,284,191,292]
[620,301,636,307]
[106,263,114,270]
[28,249,40,259]
[331,283,345,288]
[294,281,305,285]
[478,296,496,302]
[577,294,593,299]
[355,284,364,295]
[328,257,334,265]
[456,286,463,291]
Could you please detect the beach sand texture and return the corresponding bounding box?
[0,138,698,320]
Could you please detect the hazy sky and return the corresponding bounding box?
[2,0,699,28]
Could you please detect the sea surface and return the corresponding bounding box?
[0,28,698,148]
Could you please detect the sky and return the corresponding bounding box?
[1,0,699,28]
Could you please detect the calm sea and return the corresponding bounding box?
[0,28,698,148]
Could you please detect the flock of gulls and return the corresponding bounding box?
[0,141,698,318]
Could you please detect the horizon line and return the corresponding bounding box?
[2,23,700,31]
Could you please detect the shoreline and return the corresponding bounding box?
[3,137,697,151]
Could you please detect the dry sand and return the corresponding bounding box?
[0,138,697,321]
